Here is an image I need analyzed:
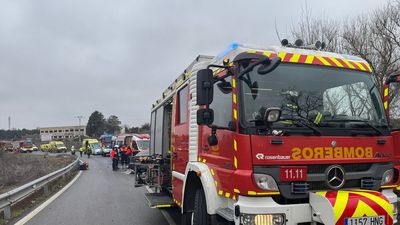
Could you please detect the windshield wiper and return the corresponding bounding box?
[281,117,322,136]
[325,119,384,136]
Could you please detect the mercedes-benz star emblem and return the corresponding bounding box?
[331,141,337,148]
[325,165,345,189]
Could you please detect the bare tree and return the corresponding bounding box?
[290,1,400,122]
[291,3,341,52]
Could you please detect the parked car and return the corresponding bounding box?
[81,139,102,155]
[102,145,112,157]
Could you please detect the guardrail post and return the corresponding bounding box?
[4,205,11,220]
[43,184,49,196]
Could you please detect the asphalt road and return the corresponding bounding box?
[23,155,170,225]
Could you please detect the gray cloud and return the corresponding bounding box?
[0,0,386,129]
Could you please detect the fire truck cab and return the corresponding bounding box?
[138,42,400,225]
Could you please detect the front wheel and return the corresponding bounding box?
[192,188,210,225]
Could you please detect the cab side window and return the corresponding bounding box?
[178,86,188,124]
[210,77,232,127]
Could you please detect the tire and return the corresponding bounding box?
[192,188,210,225]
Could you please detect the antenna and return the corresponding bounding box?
[75,116,84,126]
[75,116,85,143]
[274,19,282,44]
[8,116,11,130]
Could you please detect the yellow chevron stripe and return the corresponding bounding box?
[352,200,378,217]
[316,56,331,66]
[233,93,237,104]
[350,191,393,218]
[354,61,367,71]
[278,52,286,60]
[232,78,236,88]
[218,190,223,196]
[342,59,356,69]
[234,188,240,194]
[225,192,231,198]
[210,169,215,176]
[305,55,314,64]
[333,191,349,223]
[263,52,272,57]
[214,180,217,186]
[330,57,344,67]
[384,101,388,109]
[248,50,256,53]
[256,192,280,196]
[233,156,238,169]
[364,63,372,72]
[156,204,172,208]
[384,87,389,97]
[233,139,237,151]
[233,109,238,120]
[316,191,327,197]
[248,191,257,195]
[289,53,301,63]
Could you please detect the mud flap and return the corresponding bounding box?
[310,190,393,225]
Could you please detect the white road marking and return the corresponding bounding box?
[14,171,83,225]
[145,186,177,225]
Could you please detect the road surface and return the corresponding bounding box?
[23,155,170,225]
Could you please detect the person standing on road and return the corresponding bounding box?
[110,147,119,170]
[125,146,132,168]
[85,141,92,158]
[120,145,127,167]
[79,146,84,157]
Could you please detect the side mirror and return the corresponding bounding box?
[250,81,258,100]
[258,57,282,74]
[197,108,214,125]
[264,107,282,123]
[196,69,214,105]
[385,74,400,84]
[384,73,400,125]
[216,80,232,94]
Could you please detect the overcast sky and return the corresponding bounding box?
[0,0,388,129]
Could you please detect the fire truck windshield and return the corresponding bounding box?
[240,63,388,134]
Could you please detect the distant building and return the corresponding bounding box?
[39,125,86,142]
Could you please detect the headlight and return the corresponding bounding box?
[253,174,279,191]
[241,213,285,225]
[381,169,394,185]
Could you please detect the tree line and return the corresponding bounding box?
[86,110,150,138]
[0,129,39,141]
[289,0,400,121]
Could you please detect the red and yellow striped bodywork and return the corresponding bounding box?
[247,50,372,73]
[316,190,393,225]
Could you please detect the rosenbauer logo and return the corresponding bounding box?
[255,153,291,160]
[291,146,374,160]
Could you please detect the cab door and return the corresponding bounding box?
[199,75,235,195]
[171,85,189,204]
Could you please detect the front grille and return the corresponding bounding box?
[308,179,360,191]
[307,163,371,174]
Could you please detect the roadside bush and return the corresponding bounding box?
[0,153,74,193]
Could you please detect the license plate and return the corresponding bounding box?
[345,216,385,225]
[279,166,307,181]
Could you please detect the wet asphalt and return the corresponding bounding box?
[23,155,169,225]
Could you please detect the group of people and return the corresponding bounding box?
[78,141,92,158]
[110,145,134,171]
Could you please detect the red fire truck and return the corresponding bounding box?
[134,41,400,225]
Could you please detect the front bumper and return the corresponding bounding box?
[234,189,397,225]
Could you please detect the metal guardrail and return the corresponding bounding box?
[0,156,79,220]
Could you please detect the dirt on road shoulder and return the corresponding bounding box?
[0,152,74,194]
